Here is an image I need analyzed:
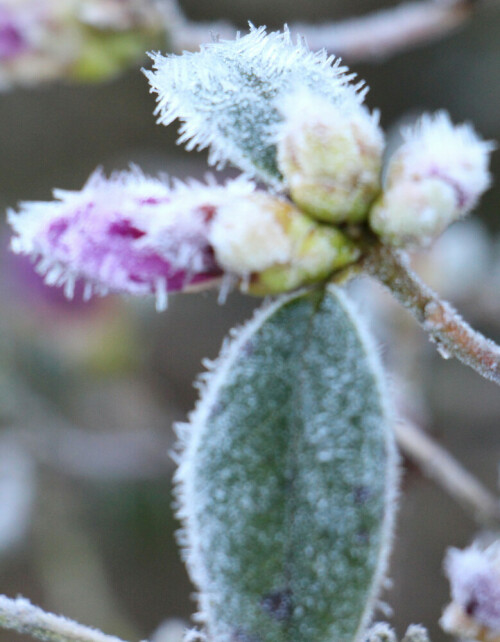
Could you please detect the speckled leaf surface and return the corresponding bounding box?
[176,287,397,642]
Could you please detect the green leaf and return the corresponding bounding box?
[176,287,397,642]
[145,26,365,187]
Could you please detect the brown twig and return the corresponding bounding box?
[166,0,490,62]
[293,0,473,62]
[361,242,500,386]
[395,421,500,528]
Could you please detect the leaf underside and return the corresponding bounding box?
[178,287,395,642]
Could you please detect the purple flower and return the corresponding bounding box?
[8,168,256,310]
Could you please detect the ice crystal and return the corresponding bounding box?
[145,25,365,186]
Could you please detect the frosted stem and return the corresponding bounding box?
[168,0,486,62]
[0,595,140,642]
[293,0,476,62]
[394,421,500,528]
[363,242,500,386]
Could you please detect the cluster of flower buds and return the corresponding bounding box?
[8,169,359,309]
[277,102,492,247]
[6,26,495,308]
[0,0,165,88]
[441,543,500,641]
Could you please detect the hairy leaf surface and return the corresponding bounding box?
[176,287,397,642]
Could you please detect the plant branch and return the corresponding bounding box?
[395,421,500,528]
[166,0,491,62]
[362,242,500,386]
[0,595,141,642]
[292,0,473,62]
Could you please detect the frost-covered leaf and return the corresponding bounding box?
[176,287,397,642]
[145,26,365,186]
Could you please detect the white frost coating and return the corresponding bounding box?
[144,25,366,186]
[327,287,399,642]
[0,594,136,642]
[209,196,293,274]
[174,287,399,642]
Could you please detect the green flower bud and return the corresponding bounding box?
[370,178,457,247]
[209,192,360,295]
[277,90,384,224]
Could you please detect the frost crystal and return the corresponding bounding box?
[441,543,500,638]
[8,168,254,310]
[145,25,365,186]
[370,112,494,246]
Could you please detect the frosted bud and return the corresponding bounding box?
[370,112,494,247]
[209,192,361,295]
[277,90,384,223]
[441,543,500,640]
[7,168,247,311]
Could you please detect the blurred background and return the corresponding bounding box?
[0,1,500,640]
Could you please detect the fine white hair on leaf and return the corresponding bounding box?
[144,24,367,187]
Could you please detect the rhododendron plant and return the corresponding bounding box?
[1,14,499,642]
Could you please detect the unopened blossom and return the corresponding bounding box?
[277,89,384,223]
[441,543,500,641]
[208,191,360,295]
[8,168,361,309]
[8,168,230,311]
[370,112,494,247]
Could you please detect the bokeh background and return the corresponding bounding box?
[1,1,500,641]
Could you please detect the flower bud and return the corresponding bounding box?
[209,192,361,295]
[370,112,494,247]
[8,168,232,310]
[277,89,384,224]
[441,543,500,641]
